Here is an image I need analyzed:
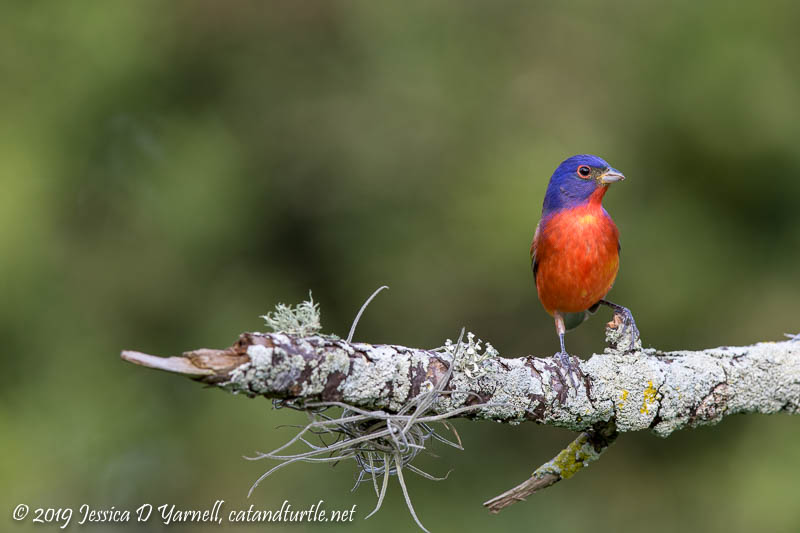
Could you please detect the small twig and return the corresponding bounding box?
[483,420,618,514]
[120,351,213,376]
[483,473,561,513]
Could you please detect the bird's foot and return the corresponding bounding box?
[604,305,641,352]
[553,350,579,388]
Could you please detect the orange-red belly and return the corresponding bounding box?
[534,206,620,315]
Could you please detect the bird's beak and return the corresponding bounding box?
[599,168,625,184]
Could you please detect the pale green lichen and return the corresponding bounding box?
[338,345,424,411]
[300,347,351,397]
[420,379,435,394]
[435,331,513,418]
[225,342,305,395]
[583,351,665,432]
[260,295,321,337]
[604,321,642,353]
[525,357,610,430]
[442,332,498,379]
[642,350,728,437]
[477,361,536,424]
[434,331,610,429]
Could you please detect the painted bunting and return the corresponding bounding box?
[530,154,638,380]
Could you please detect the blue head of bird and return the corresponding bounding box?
[541,154,625,216]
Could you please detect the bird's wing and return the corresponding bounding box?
[563,301,601,331]
[530,220,541,281]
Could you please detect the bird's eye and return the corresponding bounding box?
[577,165,592,178]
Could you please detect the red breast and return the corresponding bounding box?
[533,201,620,315]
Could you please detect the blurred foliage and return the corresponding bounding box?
[2,1,800,532]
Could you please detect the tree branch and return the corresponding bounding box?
[121,328,800,435]
[121,322,800,513]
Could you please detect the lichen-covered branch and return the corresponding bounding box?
[121,313,800,519]
[122,329,800,437]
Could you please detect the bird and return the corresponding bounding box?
[530,154,638,381]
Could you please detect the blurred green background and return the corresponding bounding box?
[2,1,800,532]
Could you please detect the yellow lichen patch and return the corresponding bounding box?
[532,435,598,480]
[619,389,629,407]
[640,380,658,414]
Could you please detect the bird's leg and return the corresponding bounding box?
[598,299,640,348]
[553,312,578,387]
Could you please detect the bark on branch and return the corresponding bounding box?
[121,324,800,513]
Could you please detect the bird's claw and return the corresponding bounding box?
[554,350,579,388]
[606,305,641,351]
[616,306,640,344]
[785,333,800,342]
